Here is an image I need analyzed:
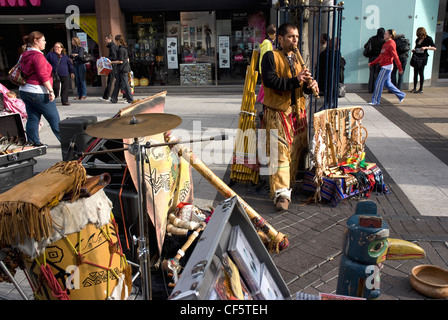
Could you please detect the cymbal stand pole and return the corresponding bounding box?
[129,138,151,300]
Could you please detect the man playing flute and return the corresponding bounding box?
[260,22,319,211]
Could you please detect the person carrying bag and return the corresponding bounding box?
[410,27,436,93]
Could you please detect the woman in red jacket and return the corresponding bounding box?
[368,29,405,106]
[19,31,61,146]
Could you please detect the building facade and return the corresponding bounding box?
[341,0,448,90]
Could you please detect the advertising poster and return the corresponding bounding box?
[180,11,215,64]
[76,32,89,52]
[218,36,230,68]
[167,37,179,69]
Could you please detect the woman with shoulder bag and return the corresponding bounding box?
[46,42,74,106]
[110,35,134,104]
[19,31,61,146]
[69,36,87,100]
[410,27,436,93]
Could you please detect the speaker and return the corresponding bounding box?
[104,183,159,264]
[59,116,97,161]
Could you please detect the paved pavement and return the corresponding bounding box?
[1,85,447,301]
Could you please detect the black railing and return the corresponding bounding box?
[275,1,345,136]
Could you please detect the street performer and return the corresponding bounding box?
[261,22,319,211]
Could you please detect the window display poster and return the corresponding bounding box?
[218,36,230,68]
[167,37,179,69]
[180,11,215,64]
[76,32,89,52]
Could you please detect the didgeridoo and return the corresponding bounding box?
[164,131,289,253]
[293,46,320,99]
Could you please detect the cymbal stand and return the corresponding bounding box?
[78,134,228,300]
[128,137,152,300]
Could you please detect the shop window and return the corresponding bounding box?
[127,13,171,86]
[179,11,216,86]
[217,10,267,84]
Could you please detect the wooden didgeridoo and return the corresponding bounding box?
[293,46,320,99]
[164,131,289,253]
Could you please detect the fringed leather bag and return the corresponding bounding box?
[0,161,87,245]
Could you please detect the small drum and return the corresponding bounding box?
[15,190,132,300]
[23,219,131,300]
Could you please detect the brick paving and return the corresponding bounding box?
[215,87,448,300]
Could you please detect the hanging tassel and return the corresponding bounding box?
[39,264,70,300]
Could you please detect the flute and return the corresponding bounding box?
[164,131,290,253]
[293,46,320,99]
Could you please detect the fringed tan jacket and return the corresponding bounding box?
[262,49,306,113]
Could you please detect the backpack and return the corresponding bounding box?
[396,36,410,55]
[363,40,373,58]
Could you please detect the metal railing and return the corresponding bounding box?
[275,0,345,141]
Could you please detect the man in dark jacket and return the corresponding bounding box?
[99,34,118,101]
[364,28,385,93]
[391,33,410,90]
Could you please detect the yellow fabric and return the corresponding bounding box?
[120,92,194,256]
[259,39,273,75]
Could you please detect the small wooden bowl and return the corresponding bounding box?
[410,265,448,299]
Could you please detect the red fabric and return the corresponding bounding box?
[20,50,53,86]
[370,40,402,72]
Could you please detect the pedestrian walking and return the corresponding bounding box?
[410,27,436,93]
[363,28,385,93]
[110,35,134,104]
[46,42,74,106]
[368,29,405,106]
[260,22,319,211]
[70,36,87,100]
[99,34,118,102]
[19,31,61,146]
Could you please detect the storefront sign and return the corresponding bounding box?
[133,16,152,24]
[0,0,41,7]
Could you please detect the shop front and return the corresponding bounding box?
[0,0,273,90]
[125,9,271,87]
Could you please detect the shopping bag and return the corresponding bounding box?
[8,56,26,86]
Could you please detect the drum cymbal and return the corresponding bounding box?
[85,113,182,139]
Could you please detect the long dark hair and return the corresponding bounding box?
[115,34,127,47]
